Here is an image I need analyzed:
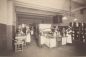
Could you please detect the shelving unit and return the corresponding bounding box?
[70,22,86,43]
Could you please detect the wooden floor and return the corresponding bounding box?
[1,38,86,57]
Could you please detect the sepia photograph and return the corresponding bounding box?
[0,0,86,57]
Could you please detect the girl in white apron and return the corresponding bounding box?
[26,27,31,47]
[66,28,72,44]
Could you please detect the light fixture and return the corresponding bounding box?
[74,18,78,21]
[62,16,68,20]
[69,0,72,20]
[69,0,78,22]
[22,24,25,28]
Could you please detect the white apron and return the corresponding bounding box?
[26,33,31,43]
[67,34,72,43]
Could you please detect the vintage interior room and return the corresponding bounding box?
[0,0,86,57]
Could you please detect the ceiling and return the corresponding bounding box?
[72,0,86,5]
[15,0,86,18]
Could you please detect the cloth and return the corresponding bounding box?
[26,33,31,43]
[67,34,72,43]
[62,37,67,45]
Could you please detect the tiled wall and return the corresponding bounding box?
[0,0,15,53]
[0,23,7,50]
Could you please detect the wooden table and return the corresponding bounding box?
[15,36,26,52]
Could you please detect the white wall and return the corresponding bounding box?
[0,0,8,24]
